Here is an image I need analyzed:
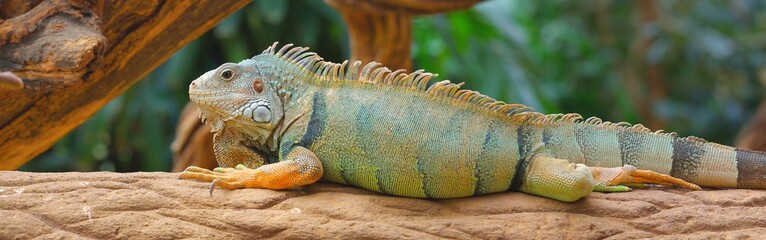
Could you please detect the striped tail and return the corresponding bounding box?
[641,136,766,189]
[731,148,766,188]
[554,122,766,189]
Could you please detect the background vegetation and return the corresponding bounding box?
[21,0,766,172]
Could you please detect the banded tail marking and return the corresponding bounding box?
[670,137,705,181]
[736,149,766,188]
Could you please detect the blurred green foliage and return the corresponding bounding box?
[22,0,766,172]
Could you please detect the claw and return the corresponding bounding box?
[209,178,220,197]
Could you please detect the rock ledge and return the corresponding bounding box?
[2,171,765,239]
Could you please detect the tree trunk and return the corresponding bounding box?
[736,99,766,151]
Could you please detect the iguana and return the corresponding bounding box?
[179,42,766,202]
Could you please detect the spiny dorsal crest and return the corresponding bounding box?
[261,43,541,119]
[261,42,681,138]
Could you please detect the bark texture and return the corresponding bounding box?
[0,0,251,170]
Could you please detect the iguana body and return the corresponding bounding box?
[180,43,765,202]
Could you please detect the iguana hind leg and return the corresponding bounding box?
[519,155,700,202]
[179,146,323,194]
[518,155,595,202]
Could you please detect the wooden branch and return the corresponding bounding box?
[0,0,251,170]
[623,0,666,130]
[338,10,413,70]
[324,0,481,70]
[736,99,766,151]
[171,103,216,172]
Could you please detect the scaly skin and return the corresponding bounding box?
[179,43,764,202]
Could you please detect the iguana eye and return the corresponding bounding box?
[220,69,235,81]
[253,78,264,93]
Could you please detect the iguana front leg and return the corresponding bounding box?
[519,155,700,202]
[179,146,323,192]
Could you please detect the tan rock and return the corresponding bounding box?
[1,171,764,239]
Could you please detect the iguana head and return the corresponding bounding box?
[189,60,284,136]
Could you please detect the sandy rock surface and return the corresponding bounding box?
[2,171,766,239]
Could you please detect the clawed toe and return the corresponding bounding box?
[213,167,237,173]
[182,166,215,174]
[179,165,252,195]
[179,166,230,182]
[591,165,701,192]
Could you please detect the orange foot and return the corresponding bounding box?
[179,164,262,196]
[179,147,323,196]
[590,165,701,192]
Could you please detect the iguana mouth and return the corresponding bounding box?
[195,107,229,133]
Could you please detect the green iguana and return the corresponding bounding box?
[179,43,766,202]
